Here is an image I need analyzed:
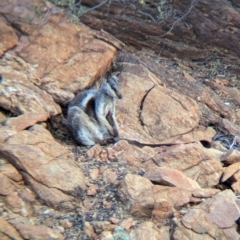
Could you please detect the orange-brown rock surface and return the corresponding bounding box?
[1,0,240,239]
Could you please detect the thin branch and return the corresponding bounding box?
[137,10,156,22]
[83,0,108,14]
[160,0,199,37]
[230,135,238,149]
[106,0,111,16]
[157,43,166,57]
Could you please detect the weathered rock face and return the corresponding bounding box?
[0,125,85,208]
[0,217,23,240]
[130,221,169,240]
[118,174,192,218]
[152,142,223,187]
[173,190,240,240]
[80,0,240,71]
[0,18,18,56]
[141,85,199,141]
[1,0,240,239]
[115,63,201,144]
[144,166,201,191]
[0,0,117,106]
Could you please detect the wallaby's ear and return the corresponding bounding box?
[101,78,107,84]
[108,75,119,83]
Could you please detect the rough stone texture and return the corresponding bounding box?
[1,0,117,107]
[174,190,240,239]
[116,51,236,127]
[222,149,240,165]
[0,217,23,240]
[0,18,18,56]
[5,192,25,214]
[0,163,22,182]
[12,222,64,240]
[192,188,221,198]
[141,85,199,141]
[152,143,223,187]
[231,172,240,194]
[0,0,240,239]
[1,2,116,105]
[130,222,169,240]
[118,174,153,202]
[81,0,240,68]
[0,124,85,208]
[118,174,191,217]
[180,126,216,144]
[173,221,216,240]
[144,166,201,191]
[205,190,240,229]
[221,162,240,182]
[106,140,155,165]
[102,169,118,184]
[115,65,200,144]
[22,172,75,210]
[0,172,15,196]
[0,52,61,115]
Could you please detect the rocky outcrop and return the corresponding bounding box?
[80,0,240,71]
[0,124,85,210]
[144,166,201,191]
[115,64,201,144]
[1,0,240,239]
[151,142,223,187]
[173,190,240,240]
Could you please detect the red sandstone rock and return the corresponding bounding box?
[144,166,201,191]
[152,142,223,187]
[0,19,18,56]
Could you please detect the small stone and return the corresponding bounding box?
[102,169,118,184]
[190,196,202,204]
[87,184,98,196]
[83,199,96,210]
[221,149,240,165]
[87,188,97,196]
[56,226,65,233]
[59,219,73,229]
[109,217,120,224]
[144,166,201,191]
[221,162,240,182]
[100,150,108,160]
[192,188,221,198]
[99,166,108,174]
[103,199,112,208]
[92,221,116,234]
[87,144,102,158]
[120,218,136,230]
[90,168,99,180]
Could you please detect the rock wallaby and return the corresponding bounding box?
[67,75,122,146]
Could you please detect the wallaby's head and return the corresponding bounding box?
[103,75,122,99]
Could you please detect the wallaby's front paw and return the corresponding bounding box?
[112,128,119,137]
[103,137,115,145]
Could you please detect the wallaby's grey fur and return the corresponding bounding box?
[67,75,122,146]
